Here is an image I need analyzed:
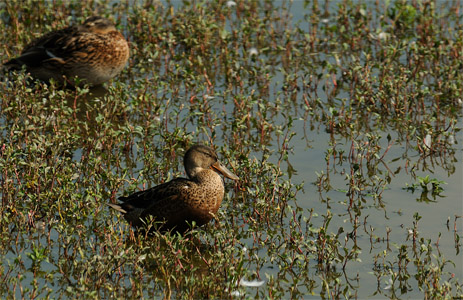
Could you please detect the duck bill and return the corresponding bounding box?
[211,161,239,180]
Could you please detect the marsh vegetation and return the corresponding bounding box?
[0,0,462,298]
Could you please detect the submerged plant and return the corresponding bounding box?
[0,0,461,299]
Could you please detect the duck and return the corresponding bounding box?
[108,144,239,233]
[3,16,129,86]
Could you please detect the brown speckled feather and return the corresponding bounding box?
[108,145,239,233]
[4,16,129,86]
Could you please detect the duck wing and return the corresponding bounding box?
[4,25,82,68]
[118,178,193,208]
[110,178,198,230]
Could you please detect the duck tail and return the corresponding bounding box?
[2,57,23,70]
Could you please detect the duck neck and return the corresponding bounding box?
[191,169,223,186]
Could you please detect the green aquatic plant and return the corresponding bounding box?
[404,175,447,202]
[0,0,462,299]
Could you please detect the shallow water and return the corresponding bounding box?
[290,126,463,297]
[1,0,462,298]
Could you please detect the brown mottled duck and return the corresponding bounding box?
[3,16,129,86]
[108,145,239,233]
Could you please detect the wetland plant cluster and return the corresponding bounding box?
[0,0,462,299]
